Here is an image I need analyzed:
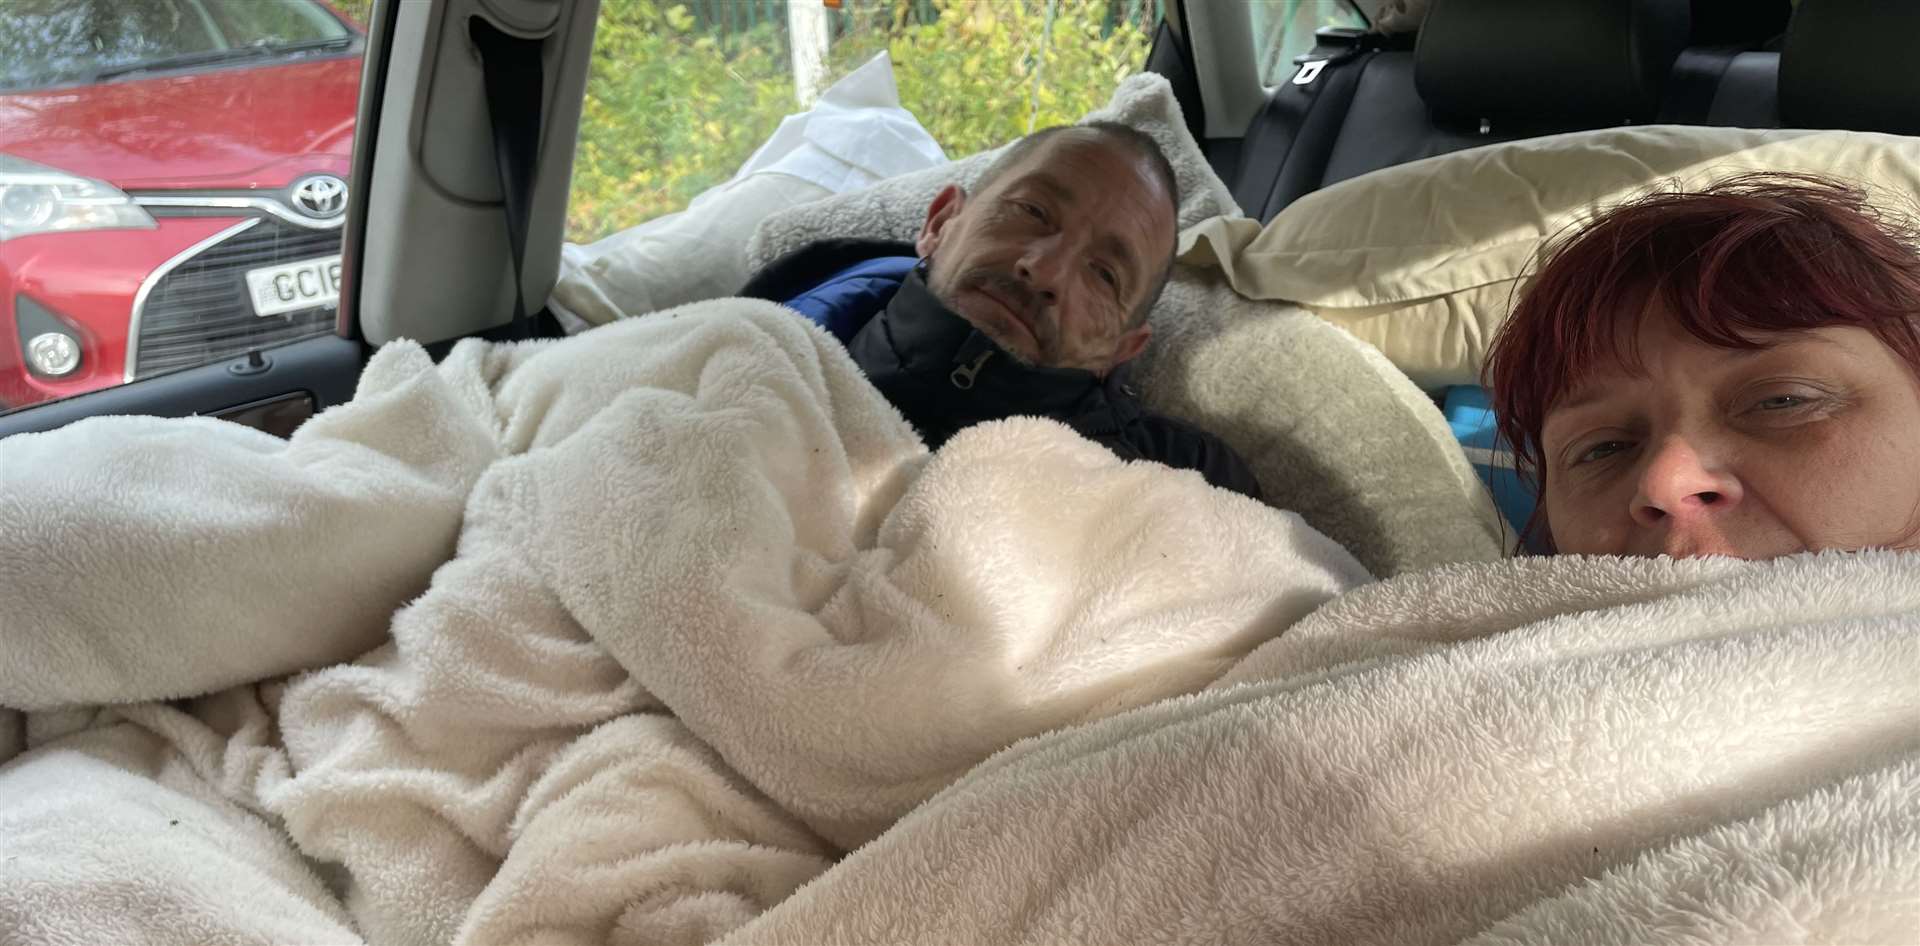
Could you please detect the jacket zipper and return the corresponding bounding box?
[949,350,993,390]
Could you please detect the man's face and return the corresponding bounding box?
[915,130,1175,374]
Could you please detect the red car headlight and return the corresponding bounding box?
[0,154,156,242]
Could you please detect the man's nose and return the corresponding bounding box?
[1014,236,1069,305]
[1629,434,1744,531]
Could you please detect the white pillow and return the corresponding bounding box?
[551,53,947,329]
[745,73,1504,575]
[1180,126,1920,388]
[551,173,833,330]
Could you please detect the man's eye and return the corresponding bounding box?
[1094,265,1118,288]
[1017,201,1045,221]
[1753,394,1811,411]
[1576,440,1631,465]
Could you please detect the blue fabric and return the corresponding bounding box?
[1441,385,1541,550]
[781,255,917,344]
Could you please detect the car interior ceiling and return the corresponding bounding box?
[1192,0,1920,225]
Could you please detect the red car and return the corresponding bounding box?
[0,0,363,410]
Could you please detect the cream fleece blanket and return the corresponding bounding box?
[6,367,1915,946]
[728,550,1920,945]
[6,552,1913,945]
[0,301,1368,944]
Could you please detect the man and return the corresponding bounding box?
[739,122,1261,499]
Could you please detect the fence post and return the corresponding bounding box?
[787,0,831,107]
[1028,0,1059,133]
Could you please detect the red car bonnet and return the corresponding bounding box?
[0,55,360,189]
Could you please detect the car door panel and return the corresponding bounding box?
[0,333,360,439]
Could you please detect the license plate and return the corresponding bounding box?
[244,255,341,317]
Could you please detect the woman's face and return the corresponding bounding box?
[1540,319,1920,559]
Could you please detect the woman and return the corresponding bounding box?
[1485,173,1920,557]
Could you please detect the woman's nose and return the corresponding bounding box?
[1629,434,1744,529]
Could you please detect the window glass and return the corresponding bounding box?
[1250,0,1370,87]
[0,0,367,413]
[568,0,1163,245]
[2,1,222,92]
[203,0,354,49]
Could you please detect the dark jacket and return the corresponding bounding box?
[739,239,1261,500]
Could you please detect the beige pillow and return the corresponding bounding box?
[1179,126,1920,389]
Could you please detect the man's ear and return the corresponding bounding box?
[1110,323,1152,369]
[916,184,966,258]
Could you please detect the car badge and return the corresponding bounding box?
[290,175,349,219]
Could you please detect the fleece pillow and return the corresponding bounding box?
[1179,126,1920,389]
[747,74,1505,576]
[745,72,1243,264]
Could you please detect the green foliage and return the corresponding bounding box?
[326,1,1153,242]
[569,0,796,241]
[332,0,374,26]
[881,0,1151,159]
[568,0,1153,243]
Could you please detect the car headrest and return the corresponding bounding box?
[1414,0,1691,125]
[1688,0,1790,45]
[1780,0,1920,135]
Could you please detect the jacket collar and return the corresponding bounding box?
[845,260,1140,446]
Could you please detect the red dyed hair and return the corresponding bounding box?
[1484,172,1920,541]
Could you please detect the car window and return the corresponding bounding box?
[2,0,227,93]
[0,0,367,414]
[1251,0,1370,87]
[567,0,1161,245]
[203,0,353,49]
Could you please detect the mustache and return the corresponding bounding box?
[958,269,1057,351]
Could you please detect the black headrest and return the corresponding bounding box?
[1780,0,1920,135]
[1689,0,1790,46]
[1415,0,1691,125]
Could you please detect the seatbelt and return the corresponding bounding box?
[1233,28,1380,220]
[470,16,544,339]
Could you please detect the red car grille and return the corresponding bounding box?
[131,219,341,379]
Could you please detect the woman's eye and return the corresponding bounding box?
[1095,265,1118,288]
[1576,440,1631,465]
[1753,394,1810,411]
[1017,201,1045,221]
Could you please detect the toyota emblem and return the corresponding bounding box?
[290,175,349,219]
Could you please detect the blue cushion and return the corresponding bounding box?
[781,255,917,344]
[1441,385,1541,550]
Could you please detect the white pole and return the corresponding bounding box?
[1027,0,1059,133]
[788,0,831,108]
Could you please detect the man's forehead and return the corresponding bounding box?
[1001,131,1167,192]
[996,134,1175,244]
